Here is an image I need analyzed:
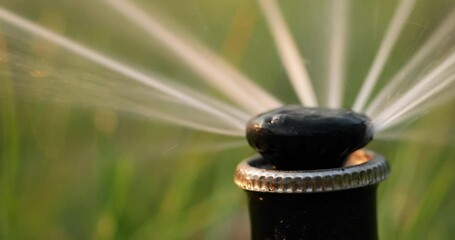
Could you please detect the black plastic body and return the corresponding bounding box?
[246,185,378,240]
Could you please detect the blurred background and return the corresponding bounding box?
[1,0,455,239]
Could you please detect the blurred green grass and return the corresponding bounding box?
[1,0,455,239]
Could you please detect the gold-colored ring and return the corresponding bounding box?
[234,150,389,193]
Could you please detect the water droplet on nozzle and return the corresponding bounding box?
[246,106,373,170]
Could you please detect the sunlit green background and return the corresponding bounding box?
[1,0,455,239]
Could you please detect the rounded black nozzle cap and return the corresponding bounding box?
[246,106,373,170]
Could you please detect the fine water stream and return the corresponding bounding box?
[1,0,454,136]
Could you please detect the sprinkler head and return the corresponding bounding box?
[246,106,373,170]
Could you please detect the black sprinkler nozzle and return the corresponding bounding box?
[237,106,389,240]
[246,106,373,170]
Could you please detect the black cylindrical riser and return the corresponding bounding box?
[247,185,378,240]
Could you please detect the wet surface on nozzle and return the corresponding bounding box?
[246,106,373,170]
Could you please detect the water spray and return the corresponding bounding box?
[234,106,389,239]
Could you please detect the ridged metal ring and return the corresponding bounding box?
[234,150,389,193]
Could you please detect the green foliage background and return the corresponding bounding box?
[1,0,455,239]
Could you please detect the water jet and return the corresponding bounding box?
[235,106,390,239]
